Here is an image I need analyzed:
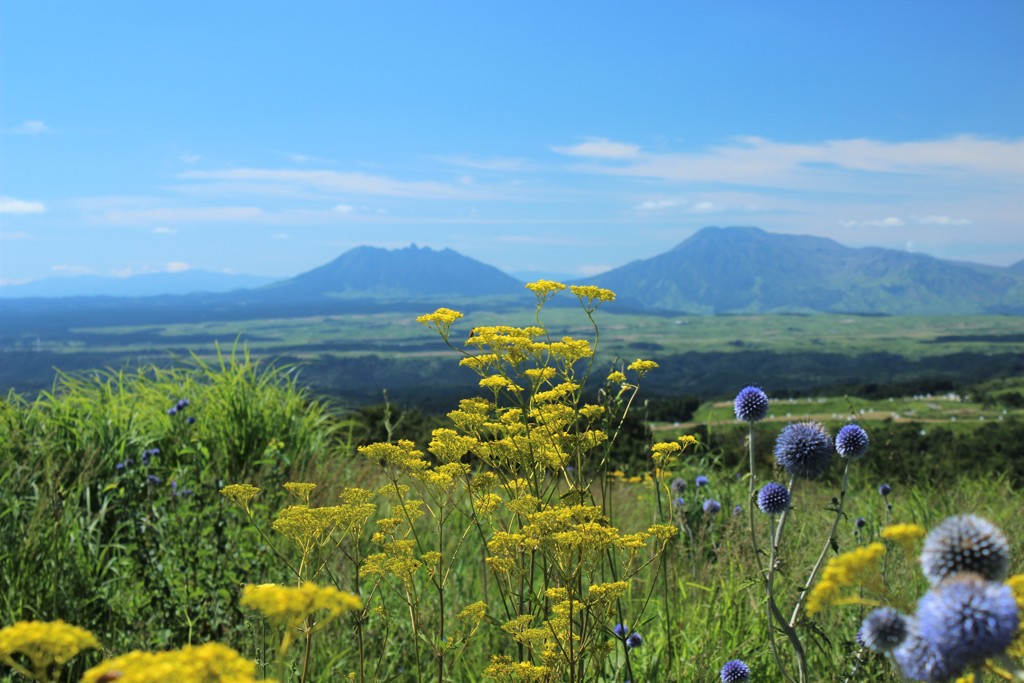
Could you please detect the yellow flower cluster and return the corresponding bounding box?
[220,484,262,513]
[282,482,317,504]
[483,654,552,682]
[806,542,886,615]
[1007,573,1024,657]
[82,642,271,683]
[0,620,99,680]
[271,501,376,554]
[524,279,566,298]
[358,440,428,473]
[880,523,927,556]
[416,308,464,341]
[241,583,362,654]
[362,539,421,583]
[569,284,616,307]
[627,359,659,377]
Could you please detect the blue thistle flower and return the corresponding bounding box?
[917,573,1019,673]
[720,659,750,682]
[167,407,177,416]
[756,482,790,514]
[670,477,687,494]
[672,497,686,508]
[147,474,162,485]
[176,398,190,410]
[186,416,196,425]
[855,516,867,529]
[893,620,954,683]
[920,515,1011,585]
[835,423,869,459]
[703,499,721,515]
[150,448,160,456]
[773,421,833,479]
[613,623,628,639]
[625,631,643,649]
[732,504,743,516]
[733,386,769,423]
[856,607,907,653]
[878,483,891,496]
[695,475,709,487]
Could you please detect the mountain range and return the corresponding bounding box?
[2,227,1022,315]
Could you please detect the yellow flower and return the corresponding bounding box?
[457,601,488,625]
[282,482,317,504]
[806,542,886,615]
[0,620,99,681]
[241,583,362,654]
[881,523,927,556]
[524,279,566,297]
[220,483,261,513]
[627,359,659,377]
[82,642,272,683]
[416,308,464,341]
[484,655,552,682]
[606,370,627,384]
[569,285,616,306]
[1007,574,1024,657]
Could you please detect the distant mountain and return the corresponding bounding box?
[509,269,577,284]
[255,244,523,302]
[0,270,276,299]
[1010,259,1024,275]
[587,226,1024,315]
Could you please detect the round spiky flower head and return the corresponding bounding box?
[920,515,1011,585]
[773,421,834,479]
[625,631,643,649]
[856,607,907,653]
[835,423,869,459]
[703,499,722,515]
[695,475,709,488]
[734,386,769,422]
[756,482,790,514]
[720,659,750,682]
[878,483,892,496]
[894,620,954,683]
[917,573,1019,673]
[670,477,687,494]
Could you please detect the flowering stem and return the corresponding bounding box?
[789,461,851,628]
[767,476,807,683]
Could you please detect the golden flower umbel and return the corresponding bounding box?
[241,583,362,654]
[0,620,99,681]
[880,523,926,556]
[806,542,886,615]
[416,308,464,342]
[283,482,317,504]
[627,359,659,377]
[82,642,272,683]
[220,483,261,514]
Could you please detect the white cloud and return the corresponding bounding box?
[552,138,640,159]
[179,152,201,164]
[576,263,613,276]
[179,168,479,200]
[51,264,94,275]
[691,201,722,214]
[333,204,354,214]
[634,199,680,211]
[151,226,177,235]
[165,261,191,273]
[109,267,136,278]
[100,206,263,225]
[11,120,48,134]
[841,216,906,228]
[912,215,973,226]
[0,197,46,214]
[271,232,290,240]
[556,134,1024,189]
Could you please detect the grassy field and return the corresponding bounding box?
[1,297,1022,682]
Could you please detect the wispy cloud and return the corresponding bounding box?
[333,204,354,214]
[8,120,48,135]
[51,264,94,275]
[554,134,1024,189]
[179,152,201,164]
[151,226,177,235]
[552,138,640,159]
[179,168,482,200]
[633,198,681,211]
[0,197,46,214]
[100,206,264,225]
[912,215,973,226]
[165,261,191,272]
[842,216,906,228]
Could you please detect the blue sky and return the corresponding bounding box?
[1,1,1022,285]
